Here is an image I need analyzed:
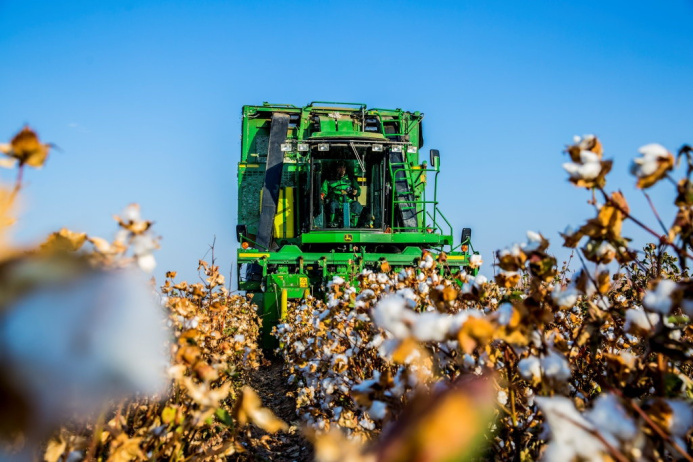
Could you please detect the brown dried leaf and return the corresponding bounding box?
[44,435,66,462]
[458,317,495,355]
[637,152,674,189]
[41,228,87,253]
[232,386,288,433]
[1,126,51,168]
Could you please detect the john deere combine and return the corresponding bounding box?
[236,102,476,343]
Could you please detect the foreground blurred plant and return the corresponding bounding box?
[0,127,285,461]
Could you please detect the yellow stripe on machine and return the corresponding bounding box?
[274,187,295,238]
[238,252,270,258]
[446,255,468,260]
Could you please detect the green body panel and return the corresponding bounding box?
[236,102,476,344]
[300,230,453,245]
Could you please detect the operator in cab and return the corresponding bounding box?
[320,161,362,227]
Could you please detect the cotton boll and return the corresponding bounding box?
[518,356,541,382]
[474,275,488,285]
[643,279,677,314]
[368,401,387,420]
[417,281,429,295]
[371,295,411,339]
[469,254,483,268]
[131,233,158,256]
[359,418,375,430]
[540,350,571,381]
[624,307,659,334]
[119,203,142,223]
[536,396,605,462]
[666,400,693,437]
[631,144,671,177]
[136,253,157,273]
[0,269,168,435]
[551,284,579,309]
[585,393,637,446]
[412,311,452,342]
[496,303,515,326]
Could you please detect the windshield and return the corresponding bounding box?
[311,150,385,230]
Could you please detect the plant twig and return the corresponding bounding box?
[553,410,630,462]
[642,190,669,235]
[9,163,24,201]
[610,387,693,462]
[599,187,693,261]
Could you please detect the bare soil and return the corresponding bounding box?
[235,357,313,462]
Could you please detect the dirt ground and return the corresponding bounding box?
[235,358,314,462]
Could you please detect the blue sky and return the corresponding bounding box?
[1,1,692,285]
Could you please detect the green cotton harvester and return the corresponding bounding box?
[235,102,478,346]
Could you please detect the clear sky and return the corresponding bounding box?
[1,1,692,285]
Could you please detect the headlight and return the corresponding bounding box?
[407,146,417,153]
[281,142,292,152]
[372,144,383,152]
[318,144,330,151]
[391,145,403,152]
[297,143,310,152]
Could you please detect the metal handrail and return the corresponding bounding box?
[388,164,452,237]
[308,101,366,109]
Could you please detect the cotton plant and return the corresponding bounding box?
[0,127,287,462]
[2,125,691,461]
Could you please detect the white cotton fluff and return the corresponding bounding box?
[585,393,637,446]
[631,143,670,178]
[376,273,390,284]
[119,203,142,223]
[412,311,452,342]
[359,418,375,430]
[624,307,659,333]
[563,151,602,182]
[131,233,158,256]
[417,281,429,295]
[474,274,488,285]
[497,303,515,326]
[518,356,541,382]
[536,396,605,462]
[541,350,571,381]
[552,284,579,309]
[419,254,435,269]
[368,400,387,420]
[643,279,677,314]
[396,287,418,308]
[470,254,483,268]
[666,400,693,437]
[372,295,415,339]
[136,253,157,273]
[497,390,509,406]
[0,269,168,432]
[595,241,616,260]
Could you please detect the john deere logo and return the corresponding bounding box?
[344,234,353,242]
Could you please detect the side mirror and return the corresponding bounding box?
[236,224,247,243]
[461,227,472,244]
[430,149,440,170]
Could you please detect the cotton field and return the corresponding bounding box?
[0,128,691,461]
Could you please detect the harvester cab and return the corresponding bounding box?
[236,102,477,346]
